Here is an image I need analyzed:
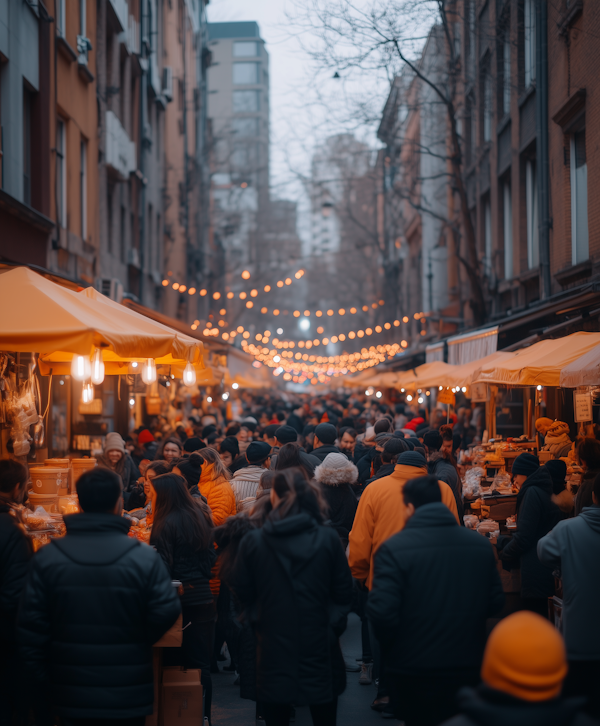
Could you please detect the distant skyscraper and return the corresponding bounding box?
[207,22,270,276]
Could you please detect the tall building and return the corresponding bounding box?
[206,21,270,286]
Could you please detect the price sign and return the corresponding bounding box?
[574,391,593,422]
[470,382,489,402]
[437,388,456,405]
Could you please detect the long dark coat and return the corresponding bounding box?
[233,512,353,705]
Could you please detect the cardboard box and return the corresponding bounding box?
[162,669,203,726]
[154,613,183,648]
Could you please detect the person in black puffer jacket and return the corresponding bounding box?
[311,423,343,462]
[18,468,180,725]
[314,453,358,546]
[233,468,353,726]
[150,472,216,723]
[441,611,596,726]
[496,453,564,615]
[0,460,32,726]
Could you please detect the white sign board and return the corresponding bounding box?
[574,391,593,422]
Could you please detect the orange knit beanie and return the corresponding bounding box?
[481,612,567,702]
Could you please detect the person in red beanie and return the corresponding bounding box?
[440,611,597,726]
[137,429,158,462]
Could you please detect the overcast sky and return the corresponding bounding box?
[206,0,388,208]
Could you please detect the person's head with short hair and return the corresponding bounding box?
[226,422,241,437]
[219,436,240,468]
[236,426,250,444]
[77,468,123,514]
[402,475,442,519]
[423,430,443,456]
[374,418,392,435]
[0,459,29,504]
[262,424,280,447]
[245,441,272,468]
[183,437,205,454]
[313,423,337,448]
[275,425,298,446]
[339,426,357,455]
[201,424,217,441]
[439,424,454,455]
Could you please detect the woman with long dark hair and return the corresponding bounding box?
[150,474,216,724]
[234,468,353,726]
[274,442,312,480]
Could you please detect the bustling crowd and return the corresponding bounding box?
[1,392,600,726]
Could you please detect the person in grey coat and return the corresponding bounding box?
[537,472,600,719]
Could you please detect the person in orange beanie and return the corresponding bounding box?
[440,611,597,726]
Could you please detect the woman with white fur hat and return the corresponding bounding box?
[314,453,358,546]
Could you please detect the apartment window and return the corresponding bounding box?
[80,140,87,240]
[120,205,126,264]
[483,198,492,276]
[570,130,589,265]
[524,0,536,88]
[23,89,32,205]
[232,117,258,137]
[526,159,539,268]
[233,62,258,85]
[56,119,67,227]
[233,90,260,112]
[503,180,513,279]
[482,63,492,142]
[56,0,66,37]
[501,31,511,116]
[233,41,258,57]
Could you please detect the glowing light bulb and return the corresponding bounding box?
[182,362,196,386]
[461,386,467,393]
[375,391,383,399]
[131,361,138,368]
[232,382,239,390]
[222,392,229,400]
[141,358,157,385]
[406,394,413,402]
[81,382,94,404]
[129,397,135,407]
[537,385,543,391]
[418,396,424,404]
[71,355,91,381]
[206,396,213,403]
[90,349,105,385]
[273,355,281,363]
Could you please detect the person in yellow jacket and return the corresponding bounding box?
[349,451,460,589]
[349,450,460,706]
[198,447,237,527]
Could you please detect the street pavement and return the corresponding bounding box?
[212,613,392,725]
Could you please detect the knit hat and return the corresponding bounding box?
[246,441,272,465]
[404,439,416,451]
[535,417,554,433]
[314,423,337,445]
[512,453,540,477]
[138,429,155,445]
[481,612,567,702]
[544,459,567,487]
[303,424,315,437]
[383,438,408,456]
[546,421,570,438]
[374,418,392,434]
[275,425,298,444]
[104,432,125,454]
[374,432,393,445]
[397,451,427,468]
[183,437,205,453]
[220,436,240,458]
[423,431,443,451]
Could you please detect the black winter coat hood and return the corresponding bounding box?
[446,686,595,726]
[516,465,553,510]
[0,504,31,640]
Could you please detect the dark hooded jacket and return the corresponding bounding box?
[428,451,464,524]
[314,457,359,543]
[311,443,342,462]
[368,503,503,675]
[233,511,353,705]
[497,466,564,599]
[0,504,31,640]
[17,513,180,720]
[442,685,596,726]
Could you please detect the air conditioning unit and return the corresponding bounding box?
[96,278,123,303]
[162,67,173,102]
[128,248,140,268]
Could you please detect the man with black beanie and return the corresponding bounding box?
[270,426,321,473]
[311,423,341,462]
[18,468,180,726]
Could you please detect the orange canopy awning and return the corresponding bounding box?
[473,332,600,387]
[0,267,203,367]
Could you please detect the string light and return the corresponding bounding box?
[161,270,305,301]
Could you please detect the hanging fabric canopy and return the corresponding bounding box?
[0,267,203,366]
[559,342,600,388]
[473,332,600,387]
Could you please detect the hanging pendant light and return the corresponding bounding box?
[90,349,105,385]
[182,362,196,386]
[141,358,157,385]
[71,355,91,381]
[81,382,94,404]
